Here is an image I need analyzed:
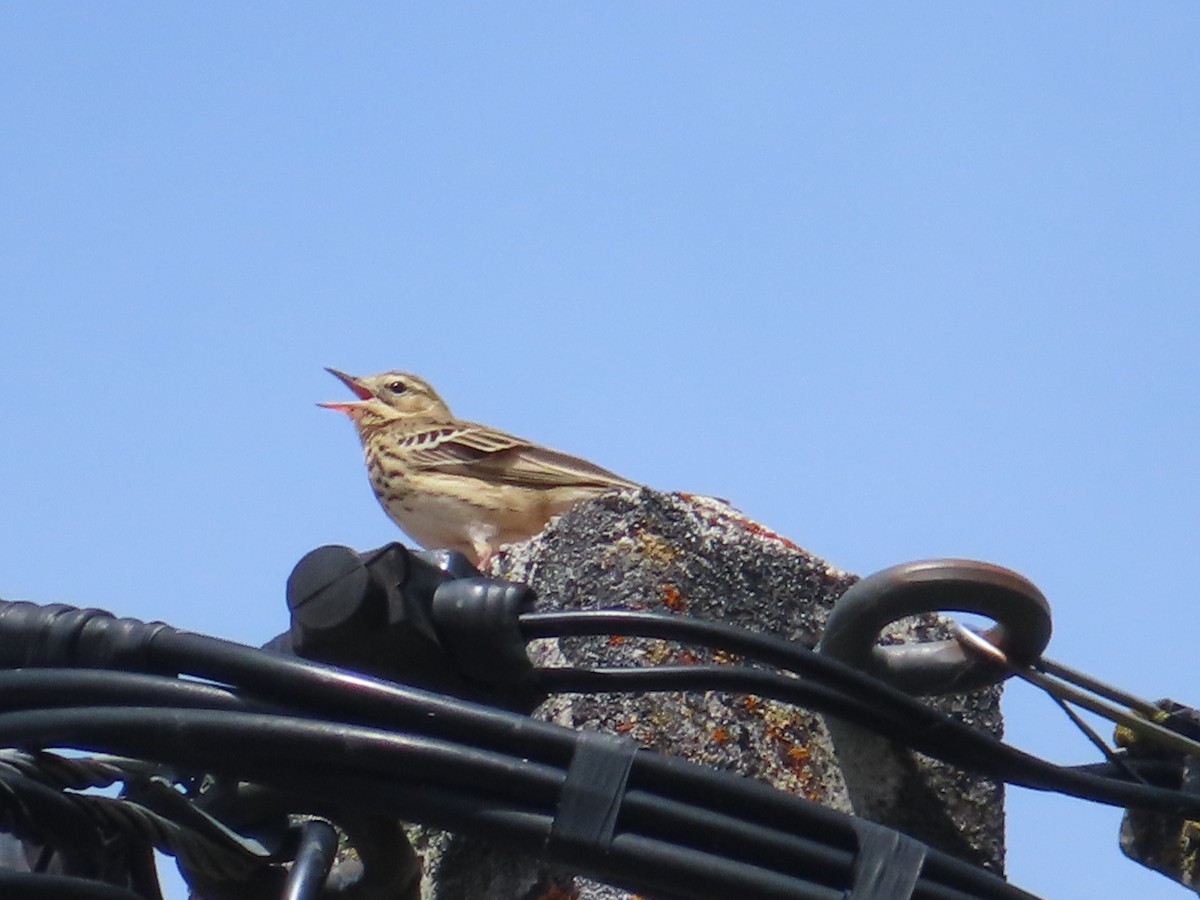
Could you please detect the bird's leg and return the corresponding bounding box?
[469,526,502,572]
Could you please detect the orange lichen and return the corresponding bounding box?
[780,743,815,788]
[608,634,625,646]
[732,515,805,552]
[711,726,730,744]
[787,745,811,764]
[660,583,687,612]
[678,493,807,554]
[634,527,678,565]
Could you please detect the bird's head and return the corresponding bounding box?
[319,368,454,433]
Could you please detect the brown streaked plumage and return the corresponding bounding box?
[320,368,637,564]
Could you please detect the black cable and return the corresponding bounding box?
[0,748,131,792]
[149,614,1113,829]
[143,629,580,767]
[0,634,1041,898]
[523,609,1013,756]
[0,669,258,717]
[524,609,998,739]
[0,707,565,813]
[0,601,1046,899]
[522,612,1200,820]
[282,819,338,900]
[0,768,107,875]
[0,748,268,886]
[605,832,844,900]
[620,790,1003,900]
[538,661,921,746]
[191,756,842,900]
[0,696,850,873]
[624,732,1033,900]
[260,720,1033,900]
[0,702,1036,900]
[1046,692,1149,786]
[621,788,1011,900]
[619,787,852,886]
[7,598,1176,825]
[0,868,148,900]
[1069,758,1184,788]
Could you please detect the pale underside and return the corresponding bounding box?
[362,418,636,562]
[373,472,622,561]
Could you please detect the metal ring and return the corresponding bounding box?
[818,559,1052,696]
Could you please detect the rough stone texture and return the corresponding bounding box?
[411,488,1006,899]
[1118,701,1200,893]
[1120,781,1200,894]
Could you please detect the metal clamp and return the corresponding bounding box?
[819,559,1052,696]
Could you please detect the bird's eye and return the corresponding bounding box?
[387,381,407,394]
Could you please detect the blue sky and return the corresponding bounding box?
[3,5,1199,898]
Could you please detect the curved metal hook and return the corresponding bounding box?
[819,559,1052,696]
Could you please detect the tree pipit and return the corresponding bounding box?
[320,368,637,565]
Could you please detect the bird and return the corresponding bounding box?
[319,368,638,565]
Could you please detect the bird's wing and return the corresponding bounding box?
[395,422,636,490]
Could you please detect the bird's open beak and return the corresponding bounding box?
[318,367,374,411]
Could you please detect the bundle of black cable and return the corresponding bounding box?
[423,487,1009,900]
[0,487,1028,900]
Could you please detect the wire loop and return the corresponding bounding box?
[819,559,1052,695]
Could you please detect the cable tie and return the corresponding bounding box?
[845,819,926,900]
[549,731,637,856]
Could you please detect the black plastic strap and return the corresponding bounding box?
[549,731,637,855]
[846,819,926,900]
